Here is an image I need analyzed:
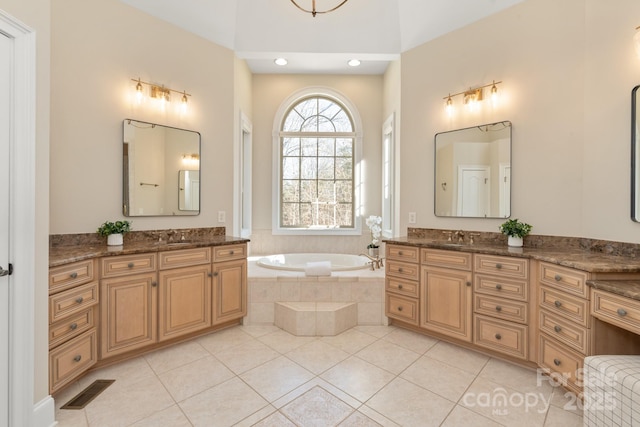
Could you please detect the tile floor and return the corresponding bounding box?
[54,325,584,427]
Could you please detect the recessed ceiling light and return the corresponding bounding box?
[274,58,288,66]
[347,59,361,67]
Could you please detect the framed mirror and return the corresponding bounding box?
[434,121,511,218]
[632,85,640,222]
[123,119,201,216]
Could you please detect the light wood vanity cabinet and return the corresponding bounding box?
[48,259,99,394]
[385,245,420,325]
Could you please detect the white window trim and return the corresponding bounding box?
[272,87,363,235]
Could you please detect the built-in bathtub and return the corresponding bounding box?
[256,253,371,272]
[246,254,387,329]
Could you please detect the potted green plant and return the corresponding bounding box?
[97,220,132,246]
[499,218,532,247]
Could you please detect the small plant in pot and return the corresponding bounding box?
[365,215,382,257]
[499,218,532,247]
[97,220,132,246]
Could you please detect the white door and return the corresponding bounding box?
[0,31,12,425]
[457,166,490,217]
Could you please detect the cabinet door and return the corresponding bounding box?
[158,265,212,341]
[101,273,157,358]
[212,259,247,324]
[421,266,472,342]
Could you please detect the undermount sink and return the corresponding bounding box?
[432,241,464,247]
[156,241,194,246]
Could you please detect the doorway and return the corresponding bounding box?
[457,165,490,217]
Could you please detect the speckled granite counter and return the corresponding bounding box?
[587,280,640,301]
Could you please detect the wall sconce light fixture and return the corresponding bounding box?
[132,78,191,112]
[634,26,640,58]
[443,80,502,115]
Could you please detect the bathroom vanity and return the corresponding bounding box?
[48,230,248,394]
[385,230,640,395]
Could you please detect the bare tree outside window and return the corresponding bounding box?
[280,96,355,229]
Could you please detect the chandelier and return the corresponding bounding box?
[290,0,349,17]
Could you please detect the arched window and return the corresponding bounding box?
[274,91,360,232]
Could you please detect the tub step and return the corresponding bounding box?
[275,302,357,336]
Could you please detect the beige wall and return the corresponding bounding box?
[1,0,51,404]
[399,0,640,243]
[250,74,384,254]
[50,0,236,234]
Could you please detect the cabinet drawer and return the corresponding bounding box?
[49,307,96,349]
[213,244,246,262]
[592,290,640,335]
[539,309,590,354]
[49,281,99,324]
[100,253,157,278]
[539,286,590,327]
[474,294,528,324]
[474,314,528,360]
[386,294,419,325]
[474,255,528,279]
[386,245,419,263]
[386,260,420,281]
[159,247,212,270]
[421,248,472,271]
[538,334,584,389]
[386,277,419,298]
[49,259,95,294]
[49,329,97,393]
[539,262,588,298]
[474,274,529,301]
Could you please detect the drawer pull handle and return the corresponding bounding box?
[75,297,84,304]
[495,333,502,340]
[495,263,502,269]
[397,306,403,312]
[554,300,562,308]
[230,250,234,255]
[617,308,628,317]
[495,284,502,290]
[398,284,403,290]
[70,272,78,279]
[127,262,134,268]
[554,274,562,281]
[553,358,561,366]
[73,355,82,362]
[554,325,562,333]
[495,306,502,312]
[70,323,78,330]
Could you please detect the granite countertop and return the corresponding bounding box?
[587,280,640,302]
[50,235,250,267]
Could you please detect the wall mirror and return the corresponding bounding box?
[123,119,201,216]
[632,85,640,222]
[434,121,511,218]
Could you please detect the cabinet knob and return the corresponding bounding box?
[208,273,213,278]
[70,272,78,279]
[397,306,403,312]
[128,262,134,268]
[466,281,471,287]
[553,358,561,366]
[398,268,403,273]
[70,323,78,330]
[495,333,502,340]
[554,274,562,281]
[397,284,403,290]
[398,251,403,256]
[495,306,502,312]
[554,325,562,333]
[495,263,502,269]
[230,250,234,255]
[213,272,219,277]
[151,282,157,287]
[495,284,502,290]
[75,296,84,304]
[617,308,628,317]
[73,355,82,362]
[554,300,562,308]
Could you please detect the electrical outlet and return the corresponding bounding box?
[218,211,226,223]
[408,212,417,224]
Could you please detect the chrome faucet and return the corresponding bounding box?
[360,253,384,270]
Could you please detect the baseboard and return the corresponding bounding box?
[33,395,56,427]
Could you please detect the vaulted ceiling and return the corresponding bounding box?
[120,0,524,74]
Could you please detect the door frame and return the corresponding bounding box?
[0,9,38,427]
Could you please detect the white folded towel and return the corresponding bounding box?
[305,261,332,276]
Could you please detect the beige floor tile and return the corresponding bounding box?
[84,375,175,427]
[320,356,396,402]
[353,325,396,338]
[355,339,420,375]
[54,407,89,427]
[381,328,439,354]
[320,328,378,354]
[338,410,384,426]
[479,358,553,396]
[280,386,354,426]
[129,405,192,427]
[251,410,297,427]
[240,324,281,337]
[77,356,155,390]
[285,340,350,374]
[366,377,455,427]
[549,386,583,416]
[257,329,317,353]
[356,405,402,427]
[240,355,315,402]
[53,381,83,410]
[425,341,490,375]
[214,338,280,374]
[440,405,503,427]
[158,355,235,402]
[144,339,209,374]
[179,377,268,426]
[543,405,583,427]
[233,405,279,427]
[400,355,476,402]
[196,326,255,354]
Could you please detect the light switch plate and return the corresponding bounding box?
[218,211,226,222]
[408,212,417,224]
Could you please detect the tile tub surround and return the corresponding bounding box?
[247,257,386,327]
